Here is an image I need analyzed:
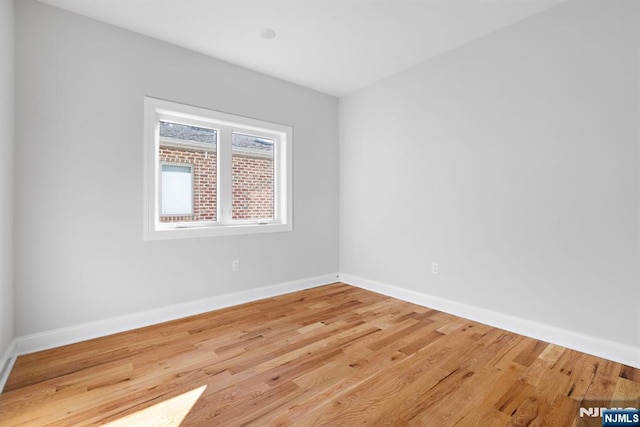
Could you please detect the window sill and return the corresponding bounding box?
[143,222,292,241]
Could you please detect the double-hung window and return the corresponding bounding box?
[144,97,292,240]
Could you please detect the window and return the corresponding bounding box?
[144,97,292,240]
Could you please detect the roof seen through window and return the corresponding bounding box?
[159,121,217,144]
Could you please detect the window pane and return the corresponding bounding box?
[232,133,275,221]
[158,121,217,223]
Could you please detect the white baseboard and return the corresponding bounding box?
[8,271,637,381]
[0,339,17,392]
[14,273,339,357]
[340,273,640,369]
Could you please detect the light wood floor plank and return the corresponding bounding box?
[1,283,638,426]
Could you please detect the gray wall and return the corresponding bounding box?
[0,0,14,357]
[14,0,339,336]
[11,0,639,352]
[340,0,640,347]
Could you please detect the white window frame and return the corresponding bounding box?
[144,97,293,240]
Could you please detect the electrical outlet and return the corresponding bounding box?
[431,262,439,275]
[232,259,240,272]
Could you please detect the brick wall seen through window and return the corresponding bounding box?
[159,145,274,222]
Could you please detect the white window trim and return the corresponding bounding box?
[143,97,293,240]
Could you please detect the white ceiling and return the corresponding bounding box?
[38,0,565,97]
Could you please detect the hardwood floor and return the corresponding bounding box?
[1,283,638,426]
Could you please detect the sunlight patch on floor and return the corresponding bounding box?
[104,385,207,426]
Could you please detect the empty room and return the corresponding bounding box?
[0,0,639,425]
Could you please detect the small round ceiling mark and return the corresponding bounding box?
[260,28,276,39]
